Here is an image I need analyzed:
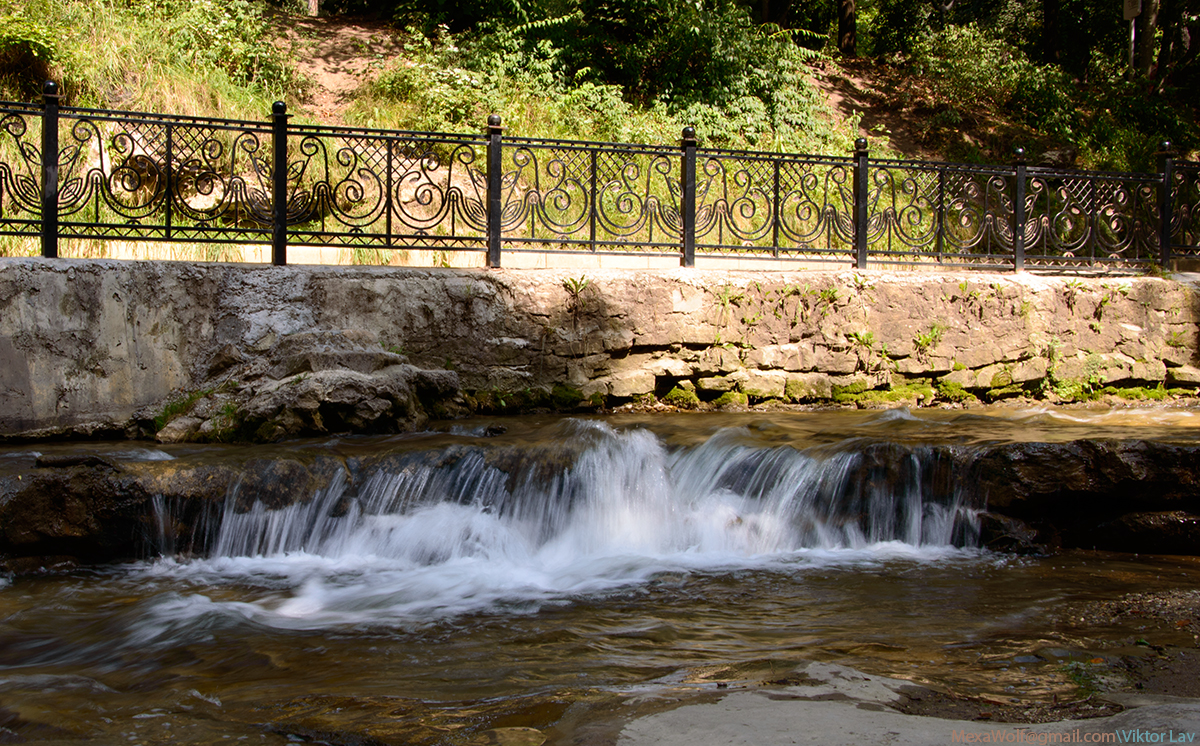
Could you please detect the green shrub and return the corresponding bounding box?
[912,24,1075,138]
[350,16,855,154]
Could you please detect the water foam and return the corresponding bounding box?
[139,420,979,632]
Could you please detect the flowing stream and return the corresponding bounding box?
[2,407,1200,745]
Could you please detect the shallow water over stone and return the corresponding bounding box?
[1,407,1199,744]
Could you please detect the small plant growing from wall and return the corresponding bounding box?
[1063,279,1084,313]
[913,322,947,361]
[562,275,593,356]
[710,283,747,345]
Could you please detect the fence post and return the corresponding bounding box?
[1013,147,1026,273]
[271,101,289,266]
[852,138,868,269]
[1158,141,1175,270]
[40,81,60,259]
[681,126,697,268]
[487,114,503,268]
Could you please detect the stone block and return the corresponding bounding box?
[1130,359,1167,383]
[1010,357,1049,384]
[811,347,858,375]
[940,368,976,389]
[744,343,812,371]
[1167,365,1200,386]
[609,369,656,398]
[647,356,694,377]
[698,369,749,393]
[956,344,1004,369]
[975,363,1011,389]
[741,370,787,399]
[785,373,834,401]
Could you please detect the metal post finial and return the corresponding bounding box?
[1013,146,1026,163]
[43,80,59,97]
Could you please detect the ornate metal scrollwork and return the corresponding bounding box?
[1173,165,1200,257]
[692,152,853,257]
[1024,171,1158,264]
[500,141,679,250]
[285,128,488,247]
[0,106,43,233]
[2,95,1197,266]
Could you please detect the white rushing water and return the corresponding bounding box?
[137,420,979,633]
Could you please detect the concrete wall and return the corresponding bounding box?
[1,258,1198,438]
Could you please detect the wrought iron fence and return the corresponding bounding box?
[2,81,1198,270]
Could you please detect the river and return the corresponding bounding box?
[1,407,1199,744]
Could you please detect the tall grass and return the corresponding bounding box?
[0,0,301,119]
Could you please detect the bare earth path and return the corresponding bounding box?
[279,15,405,121]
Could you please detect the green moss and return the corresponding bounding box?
[663,386,701,409]
[1099,385,1171,401]
[985,384,1025,401]
[550,383,585,409]
[990,369,1014,388]
[154,388,211,431]
[784,379,803,402]
[952,361,966,371]
[742,388,781,401]
[936,379,977,403]
[831,381,870,397]
[831,381,937,405]
[712,391,749,408]
[588,392,606,408]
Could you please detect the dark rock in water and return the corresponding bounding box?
[977,512,1042,554]
[238,365,458,442]
[140,327,464,444]
[0,555,79,574]
[973,439,1200,553]
[33,454,118,469]
[0,459,155,564]
[1090,511,1200,556]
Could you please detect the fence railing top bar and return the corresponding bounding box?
[289,121,488,143]
[1025,164,1159,180]
[0,102,42,115]
[871,156,1015,174]
[57,105,273,131]
[696,147,853,166]
[504,135,678,153]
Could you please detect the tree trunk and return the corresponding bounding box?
[1042,0,1061,62]
[308,0,320,17]
[838,0,857,56]
[1154,0,1198,89]
[1137,0,1161,76]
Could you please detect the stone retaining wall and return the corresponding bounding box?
[1,259,1198,439]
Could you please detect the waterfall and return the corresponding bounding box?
[141,420,981,628]
[158,420,979,562]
